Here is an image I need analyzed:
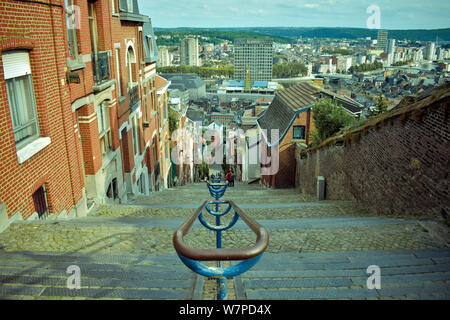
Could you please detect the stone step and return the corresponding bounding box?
[16,216,415,230]
[0,251,199,300]
[236,249,450,300]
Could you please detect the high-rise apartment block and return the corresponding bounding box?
[425,42,436,61]
[377,30,388,52]
[158,47,172,67]
[234,38,274,83]
[180,38,199,66]
[387,39,396,55]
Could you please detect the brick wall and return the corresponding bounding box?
[295,91,449,217]
[261,108,316,188]
[0,0,85,219]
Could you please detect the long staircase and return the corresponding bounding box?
[0,182,449,299]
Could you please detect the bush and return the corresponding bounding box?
[312,98,359,145]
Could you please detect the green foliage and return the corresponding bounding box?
[392,60,412,66]
[197,161,210,179]
[155,30,291,47]
[310,131,323,148]
[168,108,179,134]
[273,62,308,78]
[371,94,388,117]
[349,61,383,73]
[155,27,450,43]
[312,98,359,143]
[158,66,233,79]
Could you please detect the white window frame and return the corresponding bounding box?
[64,0,79,58]
[3,50,40,149]
[97,102,112,156]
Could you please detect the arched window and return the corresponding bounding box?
[126,45,136,86]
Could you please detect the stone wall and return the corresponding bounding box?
[295,87,449,217]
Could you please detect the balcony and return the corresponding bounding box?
[92,52,115,92]
[128,85,140,113]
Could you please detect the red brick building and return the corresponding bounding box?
[257,82,318,188]
[0,0,161,231]
[156,74,171,189]
[0,0,88,228]
[111,0,160,196]
[257,82,364,188]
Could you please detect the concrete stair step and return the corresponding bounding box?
[235,249,450,300]
[0,251,199,300]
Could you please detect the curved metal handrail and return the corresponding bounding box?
[173,200,269,261]
[205,181,229,200]
[211,177,221,183]
[205,201,233,216]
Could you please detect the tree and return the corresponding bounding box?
[197,161,209,179]
[371,94,388,117]
[168,108,179,135]
[312,98,358,145]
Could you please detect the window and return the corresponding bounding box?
[163,97,166,120]
[127,0,133,12]
[32,185,49,219]
[293,125,306,140]
[114,48,123,96]
[64,0,79,58]
[152,135,157,165]
[3,50,40,148]
[132,115,140,156]
[88,2,98,54]
[147,36,153,56]
[97,102,112,156]
[126,46,136,86]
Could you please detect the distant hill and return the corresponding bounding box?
[154,29,291,46]
[155,27,450,42]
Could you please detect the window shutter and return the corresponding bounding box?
[2,51,32,80]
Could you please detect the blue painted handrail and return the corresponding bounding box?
[173,199,269,300]
[205,181,229,200]
[211,177,221,183]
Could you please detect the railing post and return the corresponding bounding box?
[173,185,269,301]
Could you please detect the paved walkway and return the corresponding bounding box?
[0,182,448,299]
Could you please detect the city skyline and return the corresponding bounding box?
[140,0,450,30]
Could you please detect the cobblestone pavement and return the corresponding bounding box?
[0,182,448,300]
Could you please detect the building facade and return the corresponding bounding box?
[377,30,388,52]
[0,0,89,230]
[156,75,171,189]
[180,37,199,67]
[234,38,274,83]
[0,0,163,232]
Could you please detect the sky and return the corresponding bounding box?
[138,0,450,30]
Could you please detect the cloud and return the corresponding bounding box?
[139,0,450,29]
[303,4,320,9]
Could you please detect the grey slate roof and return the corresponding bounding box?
[143,19,159,64]
[160,74,205,91]
[257,82,318,145]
